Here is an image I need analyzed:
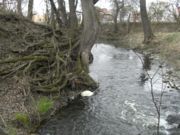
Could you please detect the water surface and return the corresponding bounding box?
[40,44,180,135]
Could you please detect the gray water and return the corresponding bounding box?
[39,44,180,135]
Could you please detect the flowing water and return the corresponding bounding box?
[39,43,180,135]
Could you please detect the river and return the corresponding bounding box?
[39,43,180,135]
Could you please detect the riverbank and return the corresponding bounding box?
[0,13,96,135]
[0,75,82,135]
[99,31,180,76]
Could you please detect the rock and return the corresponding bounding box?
[80,90,94,97]
[167,127,180,135]
[166,114,180,125]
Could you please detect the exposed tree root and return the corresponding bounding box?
[0,14,97,94]
[0,56,48,64]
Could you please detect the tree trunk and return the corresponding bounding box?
[113,9,119,32]
[57,0,68,26]
[140,0,154,43]
[68,0,78,29]
[50,5,56,29]
[127,13,131,34]
[45,0,50,24]
[113,0,120,33]
[80,0,99,72]
[2,0,6,10]
[27,0,34,20]
[113,0,124,33]
[16,0,22,16]
[49,0,63,28]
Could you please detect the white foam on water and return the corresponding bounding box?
[121,100,171,134]
[124,100,137,112]
[120,110,127,120]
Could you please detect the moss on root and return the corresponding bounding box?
[15,113,30,128]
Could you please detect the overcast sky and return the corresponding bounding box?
[33,0,171,15]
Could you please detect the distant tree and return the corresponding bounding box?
[119,6,128,22]
[0,0,17,12]
[3,0,6,5]
[49,0,63,28]
[112,0,124,33]
[172,1,180,24]
[0,0,6,9]
[27,0,34,20]
[45,0,50,24]
[149,2,170,22]
[140,0,154,43]
[68,0,78,28]
[16,0,22,15]
[57,0,68,26]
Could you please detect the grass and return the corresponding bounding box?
[13,97,54,132]
[160,32,180,71]
[15,113,30,128]
[165,32,180,43]
[108,31,180,72]
[37,97,54,115]
[8,127,17,135]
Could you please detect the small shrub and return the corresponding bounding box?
[166,34,175,42]
[37,97,54,115]
[8,127,17,135]
[15,113,30,128]
[165,33,179,43]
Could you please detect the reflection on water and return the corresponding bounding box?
[139,73,149,86]
[39,44,180,135]
[143,54,152,70]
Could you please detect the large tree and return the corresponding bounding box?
[140,0,154,43]
[48,0,99,71]
[80,0,99,71]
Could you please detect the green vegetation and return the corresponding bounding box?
[165,32,180,43]
[0,0,180,134]
[160,32,180,71]
[106,31,180,72]
[37,97,54,115]
[7,127,17,135]
[15,113,30,128]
